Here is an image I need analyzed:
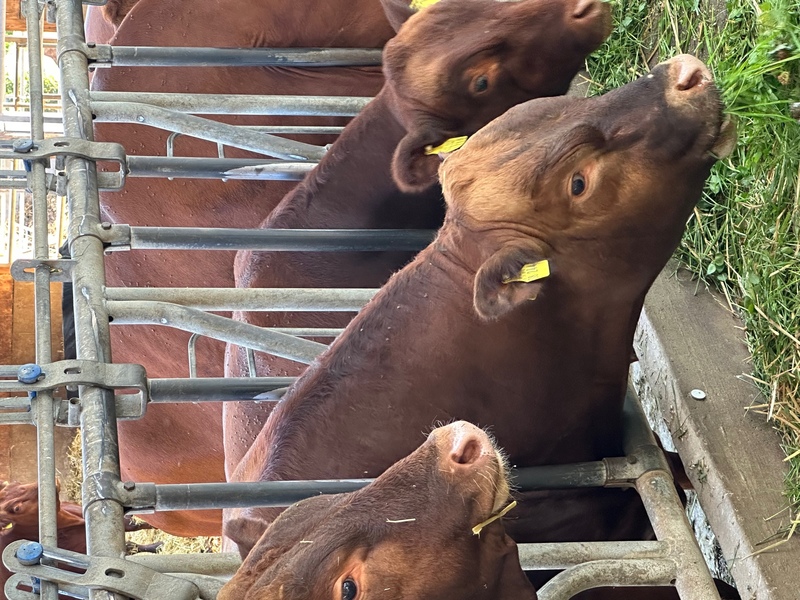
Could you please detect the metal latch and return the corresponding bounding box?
[0,138,128,190]
[3,541,204,600]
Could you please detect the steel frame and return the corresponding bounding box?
[0,1,725,598]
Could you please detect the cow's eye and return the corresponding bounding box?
[472,75,489,94]
[11,504,21,514]
[571,173,586,196]
[342,578,358,600]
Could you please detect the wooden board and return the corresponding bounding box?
[634,261,799,599]
[6,0,57,33]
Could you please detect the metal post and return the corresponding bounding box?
[24,1,58,599]
[56,1,126,599]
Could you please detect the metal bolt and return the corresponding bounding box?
[12,138,34,153]
[123,481,136,491]
[17,363,43,384]
[690,389,707,401]
[136,115,146,122]
[101,221,113,230]
[159,318,168,324]
[16,542,44,566]
[30,577,41,594]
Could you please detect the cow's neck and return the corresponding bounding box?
[267,88,444,231]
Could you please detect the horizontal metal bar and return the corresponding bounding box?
[511,461,608,490]
[518,541,668,570]
[105,287,376,311]
[91,92,371,116]
[93,45,383,68]
[0,412,33,425]
[126,156,315,181]
[91,102,326,161]
[125,462,619,512]
[128,553,241,577]
[120,227,436,251]
[536,559,677,600]
[106,301,327,365]
[148,377,295,403]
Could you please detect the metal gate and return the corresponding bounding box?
[0,1,726,598]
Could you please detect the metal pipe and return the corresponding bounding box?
[148,377,296,403]
[25,5,58,600]
[126,156,315,181]
[125,461,621,513]
[57,2,128,598]
[128,553,241,577]
[118,227,435,251]
[91,102,326,161]
[511,461,607,490]
[518,541,668,570]
[105,287,376,311]
[106,301,326,365]
[536,559,677,600]
[92,45,383,68]
[91,91,371,116]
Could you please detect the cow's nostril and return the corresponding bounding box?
[672,54,712,91]
[572,0,597,19]
[451,437,483,465]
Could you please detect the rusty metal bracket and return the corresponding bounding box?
[0,138,127,190]
[10,259,74,282]
[2,541,203,600]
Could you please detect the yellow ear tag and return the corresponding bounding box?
[424,136,469,155]
[410,0,442,10]
[502,260,550,284]
[471,500,517,536]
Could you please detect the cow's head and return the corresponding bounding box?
[436,55,736,320]
[0,480,83,532]
[219,422,535,600]
[380,0,612,192]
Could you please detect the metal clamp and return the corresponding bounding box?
[2,541,202,600]
[0,138,127,190]
[10,259,74,282]
[0,360,148,418]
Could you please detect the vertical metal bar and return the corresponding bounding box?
[25,2,58,600]
[0,0,6,113]
[56,1,126,599]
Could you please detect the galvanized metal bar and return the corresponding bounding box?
[123,460,618,513]
[24,4,58,600]
[90,91,371,116]
[116,227,435,251]
[623,391,722,599]
[511,461,607,490]
[128,553,241,577]
[105,287,376,311]
[518,541,668,570]
[56,1,128,599]
[536,559,677,600]
[106,300,326,364]
[126,156,315,181]
[91,102,327,161]
[91,45,383,68]
[148,377,295,403]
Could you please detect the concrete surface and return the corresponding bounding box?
[634,261,799,600]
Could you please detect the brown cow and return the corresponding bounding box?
[226,0,612,472]
[0,481,158,594]
[218,421,537,600]
[0,481,85,592]
[225,54,736,567]
[94,0,609,536]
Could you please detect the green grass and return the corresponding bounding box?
[587,0,800,509]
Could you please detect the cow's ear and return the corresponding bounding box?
[224,510,273,560]
[380,0,430,31]
[473,245,551,320]
[392,131,442,192]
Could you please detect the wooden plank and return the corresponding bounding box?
[6,0,57,33]
[634,262,799,600]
